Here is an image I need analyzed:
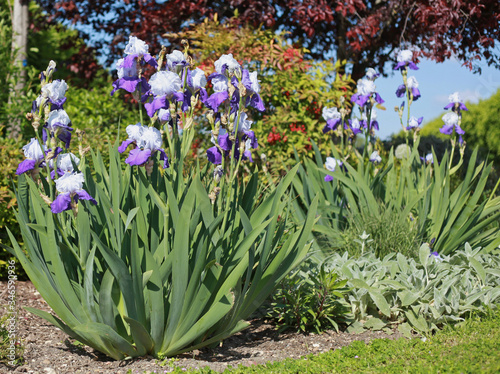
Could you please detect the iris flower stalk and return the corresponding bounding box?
[394,49,422,147]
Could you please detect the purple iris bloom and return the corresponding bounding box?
[324,157,343,182]
[242,131,258,162]
[240,69,265,112]
[322,107,342,133]
[16,138,45,175]
[214,54,241,76]
[41,79,67,110]
[420,153,433,164]
[429,250,442,262]
[44,109,73,148]
[406,116,424,131]
[395,84,406,98]
[407,76,421,100]
[394,50,419,70]
[187,68,207,92]
[144,95,168,118]
[365,68,380,80]
[51,172,97,214]
[157,108,171,123]
[123,35,157,69]
[362,109,379,132]
[351,78,384,107]
[348,118,363,135]
[110,35,157,97]
[203,73,229,113]
[207,146,223,165]
[49,152,80,179]
[206,130,231,165]
[111,55,152,96]
[144,70,183,116]
[439,112,465,135]
[118,123,169,168]
[351,78,375,107]
[396,76,421,101]
[369,150,382,164]
[444,92,468,112]
[166,50,187,72]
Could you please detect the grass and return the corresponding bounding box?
[161,308,500,373]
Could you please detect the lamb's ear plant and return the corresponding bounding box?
[325,241,500,335]
[4,38,317,360]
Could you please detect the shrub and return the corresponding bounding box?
[267,261,350,333]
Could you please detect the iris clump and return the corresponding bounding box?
[8,36,317,362]
[293,45,499,267]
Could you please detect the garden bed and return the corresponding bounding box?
[1,281,405,373]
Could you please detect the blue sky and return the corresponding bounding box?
[371,58,500,140]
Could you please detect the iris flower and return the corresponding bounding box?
[351,78,384,107]
[203,74,229,113]
[240,69,265,112]
[322,107,342,133]
[369,150,382,164]
[444,92,468,112]
[394,49,419,70]
[324,157,343,182]
[396,76,421,101]
[44,109,73,148]
[214,54,241,76]
[41,79,67,110]
[51,172,97,214]
[144,70,183,117]
[118,123,169,168]
[16,138,45,175]
[439,112,464,135]
[50,152,80,179]
[111,36,156,96]
[406,116,424,131]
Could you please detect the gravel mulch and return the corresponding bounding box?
[1,281,405,374]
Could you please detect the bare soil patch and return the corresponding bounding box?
[1,281,405,373]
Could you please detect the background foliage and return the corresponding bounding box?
[34,0,500,80]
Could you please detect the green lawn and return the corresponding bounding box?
[165,309,500,373]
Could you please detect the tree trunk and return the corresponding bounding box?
[8,0,29,138]
[11,0,29,88]
[335,11,347,77]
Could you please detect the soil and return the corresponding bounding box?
[0,281,406,374]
